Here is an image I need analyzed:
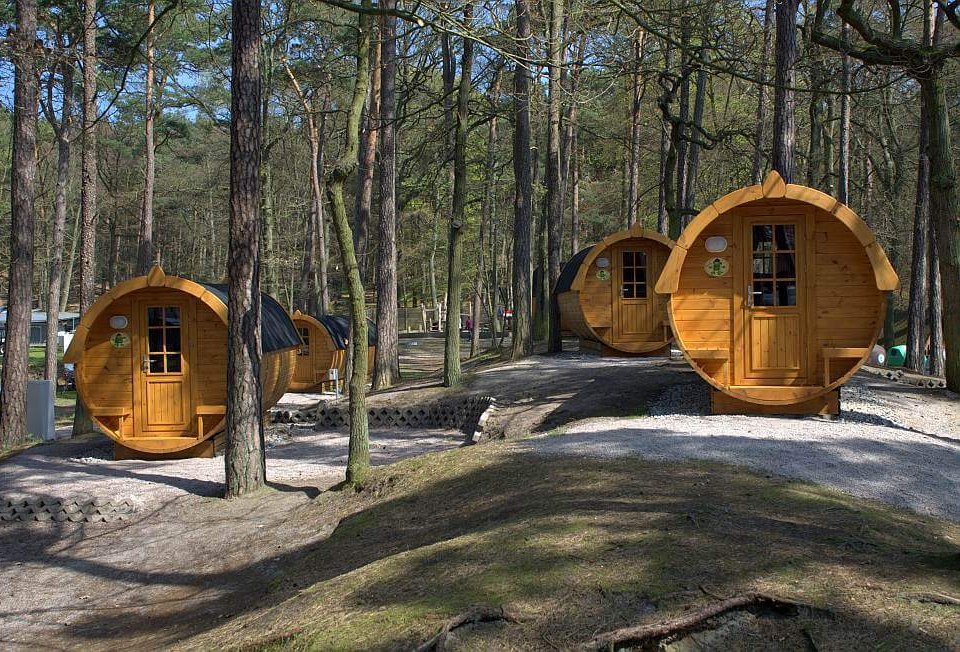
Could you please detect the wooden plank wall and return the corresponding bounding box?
[81,296,135,438]
[813,214,883,383]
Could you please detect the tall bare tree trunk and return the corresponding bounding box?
[684,56,707,216]
[546,0,564,353]
[771,0,799,182]
[61,206,80,313]
[225,0,265,498]
[327,4,372,485]
[479,67,502,350]
[571,139,581,252]
[511,0,533,359]
[355,33,382,285]
[920,72,960,391]
[136,0,156,274]
[43,60,74,383]
[906,97,930,372]
[751,0,775,183]
[1,0,38,448]
[905,7,934,372]
[928,228,945,377]
[73,0,99,438]
[837,28,851,203]
[443,3,475,387]
[626,32,644,228]
[373,1,400,388]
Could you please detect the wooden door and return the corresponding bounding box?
[612,244,658,342]
[134,301,193,436]
[735,213,812,384]
[293,324,315,385]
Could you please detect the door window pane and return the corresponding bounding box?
[637,284,647,298]
[622,284,635,299]
[775,225,796,250]
[164,307,181,326]
[752,254,773,278]
[777,282,797,306]
[623,267,634,282]
[166,328,181,353]
[776,253,796,278]
[622,251,633,266]
[148,307,164,327]
[166,354,182,373]
[148,329,164,352]
[752,225,773,251]
[636,252,647,267]
[149,354,165,373]
[755,281,775,306]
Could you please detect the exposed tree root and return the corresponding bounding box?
[910,592,960,606]
[583,592,825,651]
[416,604,523,651]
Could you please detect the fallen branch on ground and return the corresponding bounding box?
[416,604,523,651]
[582,592,824,650]
[910,592,960,606]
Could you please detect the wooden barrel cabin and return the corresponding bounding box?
[555,224,675,355]
[289,311,378,392]
[655,171,899,415]
[63,266,300,458]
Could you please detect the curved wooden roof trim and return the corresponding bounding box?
[656,171,899,294]
[291,309,325,334]
[64,266,229,363]
[570,223,674,292]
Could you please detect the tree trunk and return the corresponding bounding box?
[225,0,265,498]
[475,65,502,356]
[1,0,38,448]
[61,206,81,313]
[675,26,691,219]
[906,96,930,371]
[354,32,382,285]
[44,60,74,383]
[751,0,775,183]
[443,2,475,387]
[511,0,533,360]
[572,138,581,252]
[836,26,851,204]
[327,3,372,486]
[928,227,945,377]
[546,0,564,354]
[771,0,799,182]
[73,0,99,438]
[684,56,707,217]
[626,32,644,228]
[373,0,400,389]
[136,0,156,275]
[920,72,960,391]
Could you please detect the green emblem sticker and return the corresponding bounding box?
[111,332,130,349]
[704,257,729,277]
[596,269,610,281]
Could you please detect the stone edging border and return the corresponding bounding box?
[1,497,137,523]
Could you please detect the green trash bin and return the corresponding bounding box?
[887,344,906,367]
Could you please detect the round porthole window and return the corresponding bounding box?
[704,236,728,253]
[109,315,129,329]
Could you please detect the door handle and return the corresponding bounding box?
[142,355,150,372]
[746,284,754,308]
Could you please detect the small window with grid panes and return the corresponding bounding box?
[146,307,182,374]
[298,327,311,356]
[751,224,797,307]
[620,251,648,299]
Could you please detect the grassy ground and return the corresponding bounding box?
[180,444,960,650]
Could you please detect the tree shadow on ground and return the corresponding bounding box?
[4,444,958,650]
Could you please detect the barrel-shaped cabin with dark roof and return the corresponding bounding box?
[655,172,899,415]
[63,266,300,458]
[555,224,675,356]
[289,311,378,392]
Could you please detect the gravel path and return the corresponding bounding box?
[521,375,960,522]
[0,424,465,507]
